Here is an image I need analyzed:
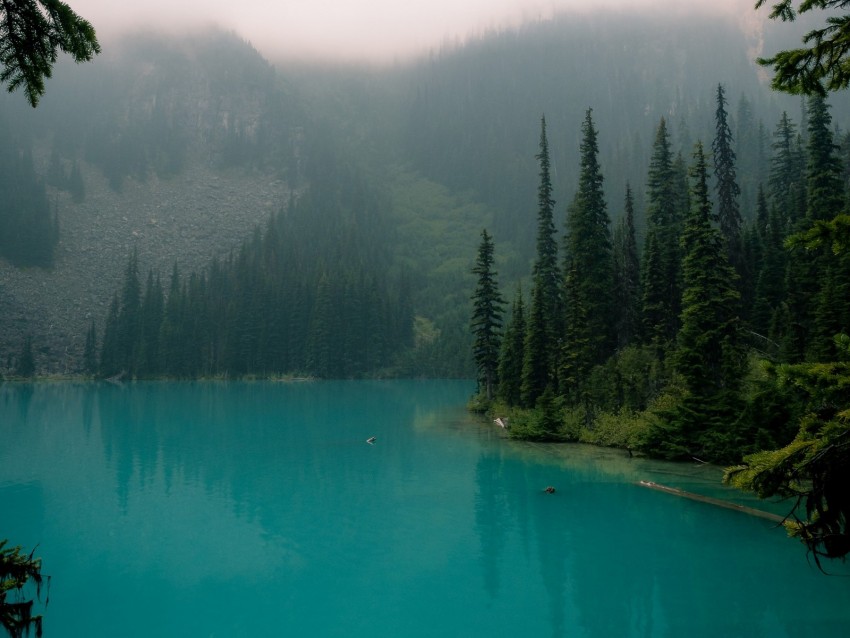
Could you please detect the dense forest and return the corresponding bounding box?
[2,10,849,382]
[0,118,58,267]
[469,87,849,479]
[92,152,413,379]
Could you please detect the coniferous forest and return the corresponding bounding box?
[472,88,849,460]
[3,6,850,631]
[94,154,413,380]
[1,5,849,561]
[469,82,850,560]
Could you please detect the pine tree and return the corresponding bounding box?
[522,116,561,406]
[115,250,142,375]
[470,229,505,401]
[138,270,164,377]
[768,111,806,229]
[673,142,745,459]
[785,94,848,362]
[99,295,120,377]
[560,108,614,400]
[159,264,184,377]
[641,118,682,348]
[14,335,35,378]
[559,259,591,407]
[806,95,844,224]
[83,320,97,375]
[497,285,526,406]
[712,84,743,271]
[569,109,614,360]
[613,183,641,349]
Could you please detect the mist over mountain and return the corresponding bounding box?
[1,10,844,376]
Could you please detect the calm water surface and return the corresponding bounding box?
[1,380,848,637]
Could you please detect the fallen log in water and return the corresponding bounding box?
[637,480,786,523]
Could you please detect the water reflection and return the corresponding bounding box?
[1,381,849,637]
[469,433,850,637]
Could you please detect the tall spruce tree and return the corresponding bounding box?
[99,294,120,377]
[712,84,743,272]
[83,320,97,375]
[768,111,806,229]
[672,142,745,460]
[115,250,142,375]
[138,270,164,377]
[470,229,505,401]
[806,95,844,224]
[14,335,35,378]
[560,109,614,400]
[497,286,526,405]
[522,116,560,406]
[613,183,641,349]
[782,94,848,362]
[641,118,681,348]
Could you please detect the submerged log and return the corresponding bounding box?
[637,480,785,523]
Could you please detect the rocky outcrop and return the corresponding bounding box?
[0,31,298,375]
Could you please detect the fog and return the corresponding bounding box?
[70,0,765,63]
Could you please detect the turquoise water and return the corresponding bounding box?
[1,380,848,637]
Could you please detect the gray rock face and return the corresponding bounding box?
[0,32,298,375]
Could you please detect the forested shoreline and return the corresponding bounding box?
[470,88,849,472]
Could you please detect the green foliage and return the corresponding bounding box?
[562,109,614,376]
[612,184,641,349]
[0,539,46,637]
[578,409,651,451]
[675,142,744,397]
[0,122,57,267]
[522,116,561,407]
[82,320,96,375]
[0,0,100,107]
[755,0,850,95]
[497,286,525,405]
[13,336,34,378]
[712,84,742,262]
[641,118,682,347]
[95,156,415,379]
[470,229,505,400]
[725,355,850,562]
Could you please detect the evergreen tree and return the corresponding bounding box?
[753,197,788,338]
[99,295,121,377]
[569,108,614,360]
[785,94,847,362]
[470,229,505,401]
[712,84,743,271]
[560,109,614,400]
[115,250,142,374]
[14,335,35,378]
[768,112,806,229]
[497,285,526,406]
[138,270,164,376]
[672,142,745,459]
[159,264,184,377]
[805,95,844,224]
[522,116,561,406]
[641,118,681,348]
[612,183,641,349]
[559,259,591,407]
[83,320,97,375]
[0,129,58,267]
[0,0,100,106]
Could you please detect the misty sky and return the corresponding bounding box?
[70,0,766,63]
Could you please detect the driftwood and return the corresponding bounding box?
[637,480,785,523]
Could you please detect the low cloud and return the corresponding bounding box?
[69,0,764,63]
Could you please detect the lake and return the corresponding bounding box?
[1,380,848,637]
